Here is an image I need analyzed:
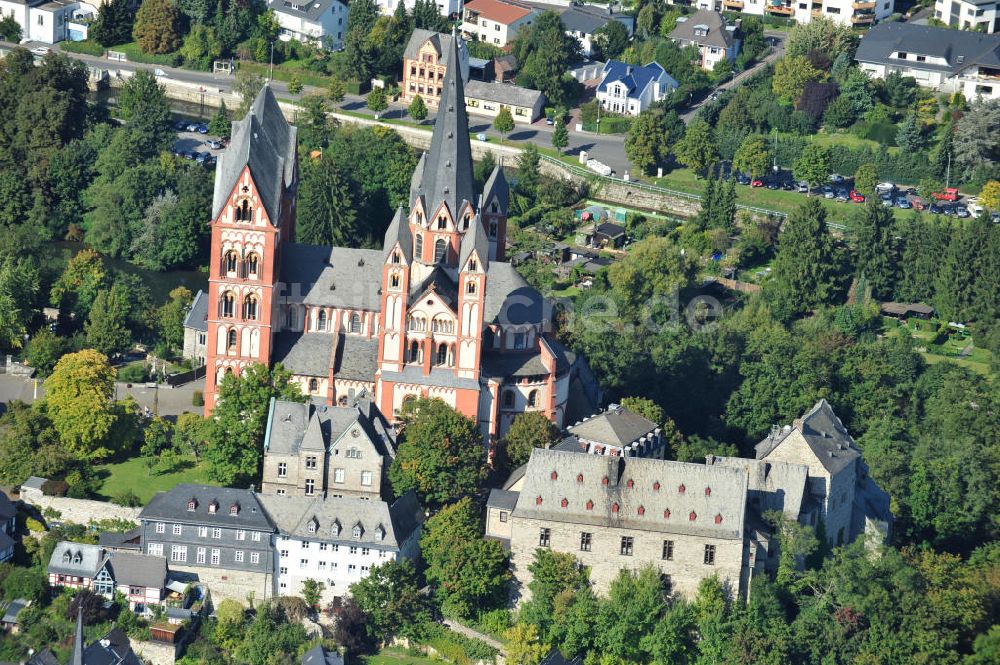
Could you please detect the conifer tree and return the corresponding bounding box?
[851,202,897,300]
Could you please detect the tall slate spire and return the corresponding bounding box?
[412,30,474,218]
[71,606,84,665]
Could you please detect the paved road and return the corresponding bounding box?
[0,374,202,419]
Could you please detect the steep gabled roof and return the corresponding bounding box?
[670,10,735,49]
[212,85,297,224]
[383,207,413,263]
[459,213,490,271]
[855,22,1000,75]
[567,404,658,448]
[481,164,509,214]
[410,32,474,218]
[598,60,678,98]
[183,290,209,333]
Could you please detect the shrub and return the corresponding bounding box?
[41,479,69,497]
[118,363,148,383]
[61,39,105,56]
[476,608,513,637]
[25,517,45,532]
[192,390,204,407]
[113,490,141,507]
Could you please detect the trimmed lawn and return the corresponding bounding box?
[921,352,991,377]
[94,455,212,504]
[796,131,883,152]
[358,647,440,665]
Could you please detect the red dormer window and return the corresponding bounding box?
[663,509,671,519]
[705,486,712,497]
[229,503,240,516]
[576,474,584,483]
[586,500,594,510]
[187,499,197,512]
[535,496,543,505]
[601,476,609,486]
[678,484,686,494]
[208,500,218,514]
[637,505,645,516]
[550,471,558,480]
[626,479,634,489]
[689,511,697,521]
[560,498,568,508]
[612,503,620,513]
[715,513,723,524]
[653,481,661,491]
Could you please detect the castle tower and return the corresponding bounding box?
[456,214,488,381]
[378,207,413,374]
[203,86,298,412]
[407,31,476,283]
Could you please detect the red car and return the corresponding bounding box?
[932,187,959,202]
[751,179,764,187]
[849,190,865,203]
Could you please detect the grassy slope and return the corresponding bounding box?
[93,455,212,504]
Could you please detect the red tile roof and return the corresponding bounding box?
[464,0,533,25]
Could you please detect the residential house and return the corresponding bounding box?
[855,22,1000,100]
[559,5,634,58]
[98,527,142,552]
[487,400,890,600]
[261,396,396,499]
[0,0,97,44]
[935,0,998,32]
[401,29,470,107]
[258,491,424,604]
[47,543,110,593]
[375,0,459,19]
[47,543,168,612]
[183,290,209,366]
[575,221,626,249]
[554,403,666,458]
[105,551,168,612]
[267,0,348,49]
[0,491,16,563]
[139,485,275,602]
[596,61,678,115]
[494,54,518,81]
[462,0,536,47]
[464,79,546,123]
[669,10,740,72]
[1,599,30,634]
[718,0,892,28]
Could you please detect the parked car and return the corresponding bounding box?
[836,189,849,202]
[30,47,50,56]
[991,212,1000,223]
[896,197,912,209]
[196,124,209,134]
[940,203,955,216]
[195,152,209,164]
[796,181,809,193]
[955,206,970,218]
[183,151,196,160]
[206,139,223,149]
[880,194,894,207]
[781,180,795,191]
[186,123,199,132]
[849,190,865,203]
[766,180,780,190]
[751,178,764,187]
[829,174,845,184]
[545,116,554,125]
[932,187,959,202]
[928,203,943,214]
[875,182,896,194]
[735,173,751,185]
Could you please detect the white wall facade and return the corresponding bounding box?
[272,0,348,50]
[934,0,998,32]
[859,60,1000,101]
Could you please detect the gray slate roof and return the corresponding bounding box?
[755,400,861,475]
[334,333,379,382]
[259,491,424,549]
[855,22,1000,75]
[27,649,60,665]
[97,528,141,551]
[79,628,143,665]
[269,0,343,23]
[272,331,335,377]
[278,243,383,309]
[0,491,15,521]
[482,339,575,378]
[484,262,546,325]
[302,645,345,665]
[512,448,747,540]
[670,10,735,49]
[383,207,413,263]
[380,366,480,391]
[212,85,297,224]
[105,551,167,589]
[264,398,395,458]
[487,488,518,511]
[404,29,466,68]
[567,404,658,448]
[481,165,509,215]
[708,455,808,521]
[140,485,274,530]
[411,32,475,219]
[1,599,29,625]
[48,542,105,578]
[465,80,544,109]
[560,5,632,36]
[183,289,208,332]
[459,213,491,270]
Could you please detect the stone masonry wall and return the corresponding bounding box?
[509,516,744,601]
[166,564,273,605]
[20,492,141,526]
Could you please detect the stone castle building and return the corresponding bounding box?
[201,35,599,439]
[487,400,891,599]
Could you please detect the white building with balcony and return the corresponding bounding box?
[855,22,1000,100]
[461,0,536,48]
[935,0,999,32]
[717,0,892,28]
[596,60,678,116]
[0,0,97,44]
[259,491,424,605]
[267,0,348,49]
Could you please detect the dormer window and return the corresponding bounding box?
[73,552,82,564]
[187,499,198,512]
[229,503,240,516]
[209,500,218,514]
[332,521,341,536]
[63,551,71,563]
[391,251,400,264]
[437,216,447,230]
[375,525,385,541]
[308,519,317,533]
[352,524,363,539]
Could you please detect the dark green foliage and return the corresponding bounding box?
[0,14,22,42]
[512,11,582,107]
[91,0,134,46]
[349,559,432,642]
[296,155,358,247]
[850,203,897,300]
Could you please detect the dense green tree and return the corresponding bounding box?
[91,0,134,45]
[592,20,629,60]
[595,567,666,663]
[772,55,822,104]
[607,236,697,316]
[493,106,515,143]
[673,120,718,176]
[296,156,358,247]
[366,86,388,116]
[349,560,431,642]
[84,284,133,357]
[44,350,119,462]
[551,116,568,154]
[231,603,311,665]
[853,162,877,197]
[764,198,844,321]
[0,401,71,487]
[851,203,897,300]
[0,257,39,351]
[388,398,486,505]
[519,548,589,639]
[792,143,831,190]
[625,108,683,175]
[732,134,769,179]
[895,112,924,153]
[133,0,183,54]
[882,70,918,108]
[952,98,1000,182]
[233,69,264,115]
[500,411,560,469]
[0,14,21,42]
[209,101,231,137]
[156,286,193,353]
[24,330,69,378]
[512,11,582,107]
[785,16,858,61]
[205,363,305,485]
[407,94,427,122]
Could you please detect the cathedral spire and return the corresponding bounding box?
[413,31,473,218]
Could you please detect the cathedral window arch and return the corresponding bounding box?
[349,312,362,334]
[527,389,538,408]
[407,315,426,332]
[308,378,318,393]
[245,253,260,278]
[390,273,401,289]
[224,250,239,274]
[414,233,423,258]
[434,239,447,262]
[435,343,448,366]
[220,291,236,318]
[437,215,447,230]
[468,258,477,272]
[235,199,253,222]
[317,310,328,331]
[432,317,453,334]
[391,251,401,265]
[466,280,477,295]
[227,329,237,352]
[408,341,422,363]
[243,294,259,320]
